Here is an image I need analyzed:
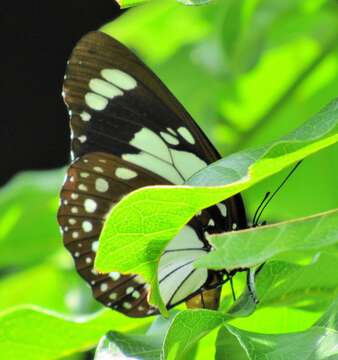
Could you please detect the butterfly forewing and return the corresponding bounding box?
[64,32,218,171]
[58,31,247,317]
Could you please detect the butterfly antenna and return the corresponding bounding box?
[252,192,270,227]
[254,161,302,226]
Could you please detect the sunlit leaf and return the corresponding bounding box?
[0,263,78,313]
[216,297,338,360]
[0,169,64,267]
[94,311,179,360]
[195,208,338,270]
[94,331,160,360]
[0,306,149,360]
[253,252,338,311]
[162,310,226,360]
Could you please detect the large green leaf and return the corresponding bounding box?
[253,252,338,311]
[94,331,160,360]
[162,310,226,360]
[94,309,226,360]
[0,262,79,313]
[225,251,338,321]
[0,169,63,268]
[93,312,179,360]
[195,208,338,270]
[215,297,338,360]
[95,99,338,314]
[0,306,149,360]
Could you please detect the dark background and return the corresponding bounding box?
[0,0,122,186]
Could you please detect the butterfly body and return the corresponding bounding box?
[58,31,247,317]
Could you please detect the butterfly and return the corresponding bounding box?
[57,31,247,317]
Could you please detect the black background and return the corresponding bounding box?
[0,0,122,186]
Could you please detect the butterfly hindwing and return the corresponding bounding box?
[58,31,247,317]
[58,152,214,316]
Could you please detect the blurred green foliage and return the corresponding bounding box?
[0,0,337,358]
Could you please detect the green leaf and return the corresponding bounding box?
[0,306,149,360]
[256,252,338,310]
[115,0,151,9]
[0,263,80,313]
[216,297,338,360]
[95,99,338,313]
[163,309,227,360]
[94,331,161,360]
[226,251,338,319]
[93,311,184,360]
[0,169,63,267]
[94,309,223,360]
[195,208,338,270]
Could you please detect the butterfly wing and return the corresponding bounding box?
[58,31,247,317]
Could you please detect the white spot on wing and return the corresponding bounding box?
[78,135,87,143]
[158,250,207,305]
[115,167,137,180]
[122,152,182,184]
[170,149,207,180]
[126,287,134,295]
[84,199,97,213]
[123,302,132,310]
[93,166,104,173]
[208,219,215,226]
[92,240,99,252]
[89,78,123,99]
[167,127,176,135]
[95,178,109,192]
[80,111,91,122]
[82,221,93,232]
[171,268,208,305]
[78,184,88,192]
[217,203,227,217]
[165,226,204,251]
[100,283,108,292]
[132,291,140,299]
[101,69,137,90]
[160,131,179,145]
[109,272,120,281]
[178,127,195,144]
[109,292,117,300]
[130,128,171,163]
[85,92,108,111]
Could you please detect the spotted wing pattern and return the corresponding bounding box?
[58,31,247,317]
